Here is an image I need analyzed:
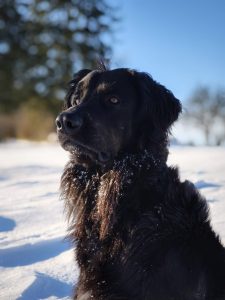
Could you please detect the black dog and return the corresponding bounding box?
[56,68,225,300]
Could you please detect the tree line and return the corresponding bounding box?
[184,86,225,146]
[0,1,224,144]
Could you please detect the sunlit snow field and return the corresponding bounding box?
[0,141,225,300]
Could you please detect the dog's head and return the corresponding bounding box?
[56,68,181,168]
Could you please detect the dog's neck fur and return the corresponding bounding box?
[61,149,167,243]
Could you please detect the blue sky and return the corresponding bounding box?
[111,0,225,103]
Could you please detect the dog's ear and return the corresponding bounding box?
[133,71,182,130]
[65,69,92,109]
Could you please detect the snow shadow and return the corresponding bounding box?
[2,165,62,180]
[18,272,72,300]
[0,175,8,181]
[8,180,39,187]
[40,191,58,198]
[0,216,16,232]
[0,237,71,267]
[11,165,62,175]
[195,180,221,189]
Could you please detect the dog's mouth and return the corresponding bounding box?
[59,136,111,165]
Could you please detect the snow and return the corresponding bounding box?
[0,141,225,300]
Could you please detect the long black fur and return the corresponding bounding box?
[58,68,225,300]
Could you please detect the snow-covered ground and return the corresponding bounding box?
[0,141,225,300]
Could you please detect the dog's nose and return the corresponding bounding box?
[55,112,83,134]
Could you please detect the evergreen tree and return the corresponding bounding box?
[0,0,117,113]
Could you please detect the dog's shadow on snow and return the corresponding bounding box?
[0,237,72,267]
[18,272,73,300]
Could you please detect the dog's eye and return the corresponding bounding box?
[108,97,120,104]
